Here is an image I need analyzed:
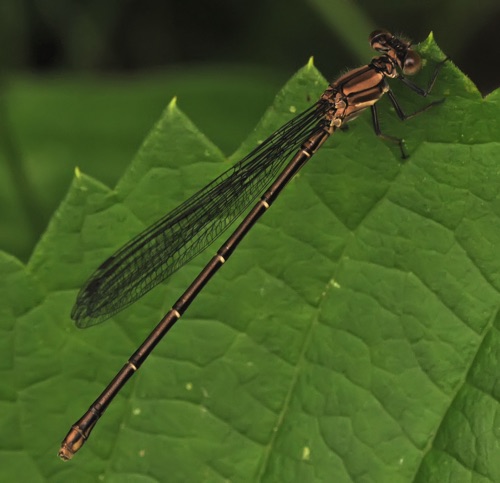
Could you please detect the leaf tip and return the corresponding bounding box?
[74,166,82,179]
[307,56,315,70]
[168,96,178,111]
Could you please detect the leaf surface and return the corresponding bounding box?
[1,36,499,482]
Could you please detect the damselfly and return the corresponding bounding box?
[59,29,447,460]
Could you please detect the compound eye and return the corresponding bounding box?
[403,51,422,75]
[369,29,392,50]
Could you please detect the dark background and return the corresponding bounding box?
[0,0,499,262]
[2,0,498,92]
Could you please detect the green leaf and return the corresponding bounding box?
[1,35,500,482]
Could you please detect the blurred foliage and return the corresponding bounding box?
[1,0,498,89]
[0,68,283,260]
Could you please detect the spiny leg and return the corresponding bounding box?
[399,57,449,98]
[371,58,448,157]
[370,104,408,159]
[390,57,449,120]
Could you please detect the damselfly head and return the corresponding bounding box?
[369,29,422,76]
[369,29,393,53]
[401,50,422,76]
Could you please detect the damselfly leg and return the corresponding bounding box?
[371,57,448,158]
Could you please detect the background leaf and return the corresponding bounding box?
[0,67,283,261]
[1,35,500,482]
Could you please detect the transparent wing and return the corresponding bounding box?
[72,101,330,327]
